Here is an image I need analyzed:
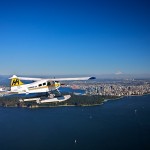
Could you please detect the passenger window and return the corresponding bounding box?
[39,84,42,87]
[43,83,46,86]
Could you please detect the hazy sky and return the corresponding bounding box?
[0,0,150,75]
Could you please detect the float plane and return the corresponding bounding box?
[0,75,95,104]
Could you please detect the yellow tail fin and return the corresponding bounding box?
[10,76,24,87]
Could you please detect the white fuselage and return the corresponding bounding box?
[11,80,60,94]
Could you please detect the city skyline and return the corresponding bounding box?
[0,0,150,75]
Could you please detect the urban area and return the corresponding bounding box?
[68,79,150,96]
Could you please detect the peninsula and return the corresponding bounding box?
[0,94,119,108]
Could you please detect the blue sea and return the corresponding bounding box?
[59,87,85,94]
[0,95,150,150]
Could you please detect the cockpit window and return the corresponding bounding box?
[47,82,51,86]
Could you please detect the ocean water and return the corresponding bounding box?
[0,95,150,150]
[59,87,85,94]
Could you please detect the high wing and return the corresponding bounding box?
[9,75,42,81]
[9,75,96,81]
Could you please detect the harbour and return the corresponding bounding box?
[0,95,150,150]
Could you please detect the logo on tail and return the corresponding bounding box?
[10,75,24,87]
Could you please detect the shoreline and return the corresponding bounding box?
[0,94,149,108]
